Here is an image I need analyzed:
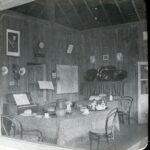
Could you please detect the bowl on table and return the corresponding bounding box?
[82,108,89,115]
[80,106,87,112]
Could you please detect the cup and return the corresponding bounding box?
[44,113,49,118]
[83,109,89,115]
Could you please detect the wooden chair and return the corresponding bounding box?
[1,115,43,142]
[117,96,133,125]
[89,108,118,150]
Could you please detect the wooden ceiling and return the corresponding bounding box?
[9,0,146,30]
[0,0,34,11]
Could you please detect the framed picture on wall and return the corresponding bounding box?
[6,29,20,56]
[103,54,109,61]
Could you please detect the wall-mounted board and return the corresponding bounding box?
[56,65,78,94]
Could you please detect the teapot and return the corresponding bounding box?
[66,101,72,113]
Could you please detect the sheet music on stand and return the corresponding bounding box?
[38,81,54,90]
[13,94,30,106]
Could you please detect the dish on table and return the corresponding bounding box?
[89,106,108,111]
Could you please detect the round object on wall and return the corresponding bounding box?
[1,66,8,76]
[38,42,45,49]
[19,67,26,76]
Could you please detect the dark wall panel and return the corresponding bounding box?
[0,12,81,104]
[0,11,147,120]
[80,22,147,119]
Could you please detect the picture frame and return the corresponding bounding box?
[103,54,109,61]
[90,56,95,64]
[6,29,20,56]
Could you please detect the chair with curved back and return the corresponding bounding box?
[89,108,118,150]
[1,114,43,142]
[117,96,133,125]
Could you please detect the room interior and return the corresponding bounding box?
[0,0,148,150]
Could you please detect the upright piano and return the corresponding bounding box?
[3,92,39,115]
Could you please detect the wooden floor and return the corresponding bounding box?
[76,120,148,150]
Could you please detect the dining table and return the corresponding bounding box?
[15,100,119,147]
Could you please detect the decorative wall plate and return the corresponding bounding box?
[19,67,26,76]
[38,41,45,49]
[1,66,8,76]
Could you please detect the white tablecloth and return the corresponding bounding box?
[16,101,119,147]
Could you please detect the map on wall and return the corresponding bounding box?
[56,65,78,94]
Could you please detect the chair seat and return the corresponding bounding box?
[90,128,113,139]
[118,110,129,115]
[90,128,105,135]
[118,108,129,113]
[2,115,43,143]
[89,108,118,150]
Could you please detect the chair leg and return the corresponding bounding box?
[90,138,92,150]
[97,137,100,150]
[112,139,117,150]
[119,114,124,124]
[106,137,112,150]
[128,115,130,125]
[122,115,125,124]
[106,136,109,144]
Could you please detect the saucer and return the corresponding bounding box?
[36,115,43,118]
[44,116,50,119]
[82,112,89,115]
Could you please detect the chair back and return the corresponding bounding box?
[118,96,133,113]
[105,108,118,136]
[1,115,23,138]
[1,115,43,142]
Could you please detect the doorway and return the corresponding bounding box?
[138,62,148,124]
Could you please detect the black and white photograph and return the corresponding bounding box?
[0,0,148,150]
[6,29,20,56]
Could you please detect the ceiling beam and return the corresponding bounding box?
[34,0,45,6]
[82,0,98,24]
[98,0,111,24]
[0,13,4,22]
[131,0,141,21]
[55,0,72,25]
[114,0,125,22]
[45,0,55,21]
[25,3,36,14]
[38,7,46,18]
[0,0,35,11]
[67,0,85,27]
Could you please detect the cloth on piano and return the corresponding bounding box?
[19,109,32,116]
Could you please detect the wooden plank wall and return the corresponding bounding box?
[0,11,81,105]
[0,11,147,119]
[80,21,147,119]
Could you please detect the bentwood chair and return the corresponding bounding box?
[1,115,43,142]
[89,108,118,150]
[117,96,133,125]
